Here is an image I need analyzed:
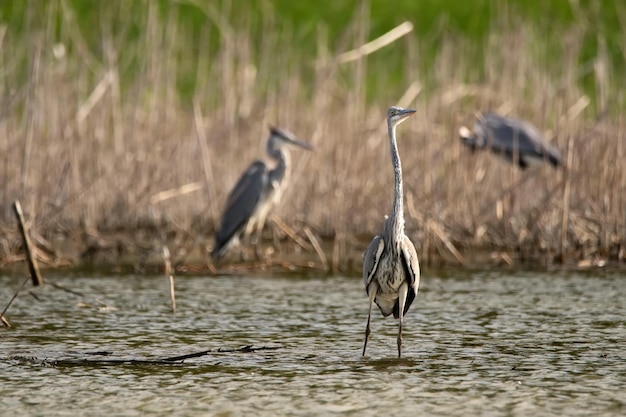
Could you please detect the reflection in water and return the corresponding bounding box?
[1,272,625,416]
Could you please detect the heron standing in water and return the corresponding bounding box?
[459,112,563,169]
[211,127,314,260]
[362,106,421,358]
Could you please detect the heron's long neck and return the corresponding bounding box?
[267,146,289,189]
[387,122,404,248]
[268,140,289,169]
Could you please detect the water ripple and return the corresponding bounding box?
[1,271,625,416]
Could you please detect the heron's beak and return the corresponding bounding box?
[286,137,315,151]
[397,108,416,124]
[269,126,315,151]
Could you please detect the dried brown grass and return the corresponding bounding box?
[1,2,624,270]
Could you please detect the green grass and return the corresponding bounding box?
[2,0,624,106]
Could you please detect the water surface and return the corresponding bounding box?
[1,270,625,416]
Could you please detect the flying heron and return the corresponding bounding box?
[211,126,314,260]
[362,106,421,358]
[459,112,563,169]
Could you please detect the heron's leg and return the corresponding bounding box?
[271,218,280,249]
[397,282,408,358]
[253,215,268,260]
[254,227,263,259]
[362,281,378,356]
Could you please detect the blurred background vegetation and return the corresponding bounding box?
[2,0,624,108]
[1,0,624,269]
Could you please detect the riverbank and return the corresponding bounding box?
[1,216,622,277]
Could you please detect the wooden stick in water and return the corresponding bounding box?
[12,200,43,286]
[163,246,176,312]
[1,275,31,328]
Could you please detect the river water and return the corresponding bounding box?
[1,270,624,416]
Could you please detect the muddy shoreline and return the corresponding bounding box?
[1,226,622,276]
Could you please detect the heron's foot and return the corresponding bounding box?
[397,334,402,358]
[248,231,262,258]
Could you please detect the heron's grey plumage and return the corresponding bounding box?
[459,112,563,169]
[362,106,420,358]
[211,127,313,259]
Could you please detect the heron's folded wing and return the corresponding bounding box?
[362,235,384,290]
[400,235,420,314]
[216,161,267,246]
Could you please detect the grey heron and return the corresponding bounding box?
[459,112,563,169]
[211,126,314,260]
[362,106,421,358]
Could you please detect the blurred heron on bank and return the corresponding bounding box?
[459,112,563,169]
[211,127,314,260]
[362,106,420,358]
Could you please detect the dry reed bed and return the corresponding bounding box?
[0,2,624,271]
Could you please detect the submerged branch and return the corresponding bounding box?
[39,345,283,367]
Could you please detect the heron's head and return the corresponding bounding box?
[459,125,481,151]
[387,106,416,127]
[268,126,314,151]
